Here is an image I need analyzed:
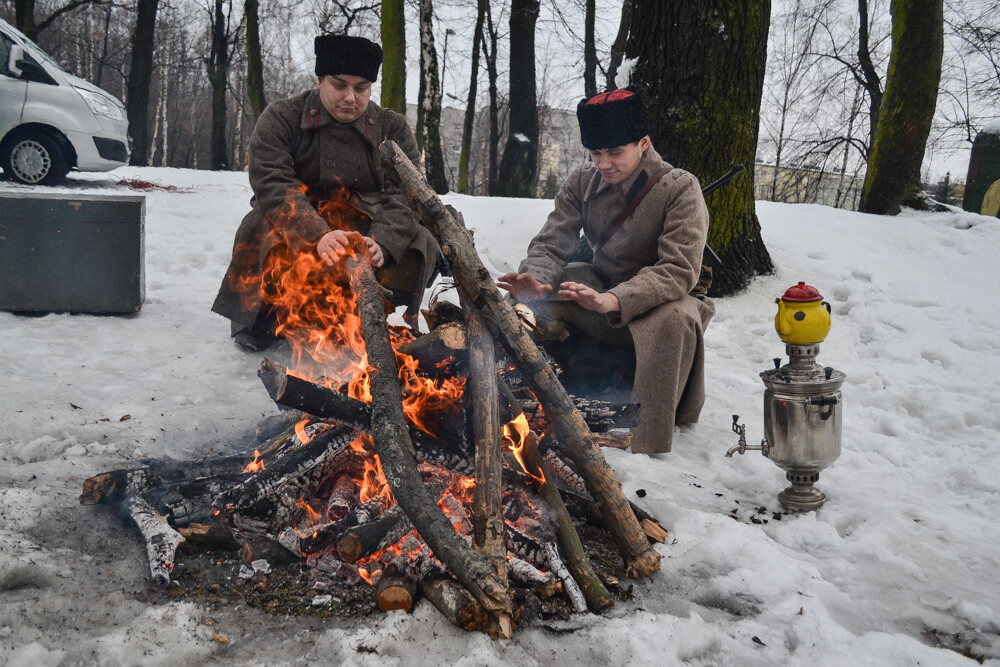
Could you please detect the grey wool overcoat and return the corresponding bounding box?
[212,90,440,332]
[519,146,714,453]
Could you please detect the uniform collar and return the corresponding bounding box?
[300,91,382,147]
[584,145,667,202]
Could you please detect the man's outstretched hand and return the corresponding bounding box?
[557,281,620,313]
[317,230,384,268]
[497,272,553,302]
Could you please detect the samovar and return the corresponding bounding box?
[726,282,845,512]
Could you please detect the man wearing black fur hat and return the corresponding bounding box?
[498,88,714,454]
[213,34,440,351]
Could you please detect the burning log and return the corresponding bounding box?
[380,140,660,579]
[265,361,476,476]
[345,253,511,629]
[376,560,418,612]
[124,495,185,587]
[213,423,358,511]
[464,299,509,589]
[514,427,613,612]
[332,505,413,563]
[421,577,489,632]
[397,321,468,372]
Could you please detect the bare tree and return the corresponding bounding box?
[606,0,632,88]
[497,0,540,197]
[380,0,406,113]
[127,0,160,166]
[861,0,945,214]
[245,0,266,119]
[458,0,487,193]
[206,0,241,171]
[417,0,449,193]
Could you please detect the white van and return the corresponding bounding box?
[0,17,129,185]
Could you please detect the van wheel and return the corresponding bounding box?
[1,130,69,185]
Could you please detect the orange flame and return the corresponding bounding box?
[503,414,545,485]
[349,435,395,505]
[294,417,311,445]
[243,449,265,473]
[294,496,322,526]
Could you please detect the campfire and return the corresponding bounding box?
[80,142,665,638]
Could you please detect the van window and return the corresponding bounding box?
[0,32,13,76]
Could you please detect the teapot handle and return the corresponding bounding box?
[822,301,831,313]
[776,298,792,336]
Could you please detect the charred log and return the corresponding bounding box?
[379,139,659,579]
[345,254,511,628]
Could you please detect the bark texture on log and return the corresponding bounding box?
[345,254,511,624]
[125,495,185,587]
[397,322,468,372]
[422,577,489,631]
[464,297,512,636]
[379,140,660,579]
[518,430,613,612]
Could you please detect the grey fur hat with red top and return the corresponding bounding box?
[576,86,649,150]
[314,34,383,82]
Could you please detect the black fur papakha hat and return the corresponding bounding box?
[314,34,383,82]
[576,87,649,150]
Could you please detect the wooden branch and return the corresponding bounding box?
[345,254,511,628]
[518,430,613,612]
[544,542,587,613]
[463,296,509,584]
[380,139,660,579]
[124,495,185,587]
[421,577,489,632]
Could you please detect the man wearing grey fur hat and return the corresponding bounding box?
[213,34,440,351]
[498,87,714,454]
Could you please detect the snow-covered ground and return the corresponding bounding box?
[1,167,999,666]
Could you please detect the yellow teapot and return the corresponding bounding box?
[774,282,831,344]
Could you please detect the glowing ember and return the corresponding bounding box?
[243,450,265,473]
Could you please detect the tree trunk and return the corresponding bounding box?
[458,0,486,194]
[606,0,632,88]
[583,0,598,98]
[14,0,37,41]
[859,0,944,215]
[245,0,266,120]
[126,0,159,167]
[496,0,540,198]
[418,0,450,193]
[857,0,884,156]
[208,0,230,171]
[483,3,501,195]
[627,0,774,297]
[380,0,406,114]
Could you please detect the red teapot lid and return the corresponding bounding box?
[780,281,823,302]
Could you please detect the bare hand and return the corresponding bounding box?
[557,281,620,313]
[317,230,384,268]
[497,272,553,302]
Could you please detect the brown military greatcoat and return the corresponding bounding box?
[212,90,439,332]
[519,146,714,453]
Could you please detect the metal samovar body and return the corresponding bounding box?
[726,283,845,512]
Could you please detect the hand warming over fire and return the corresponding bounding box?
[557,282,620,313]
[497,272,553,302]
[317,230,384,268]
